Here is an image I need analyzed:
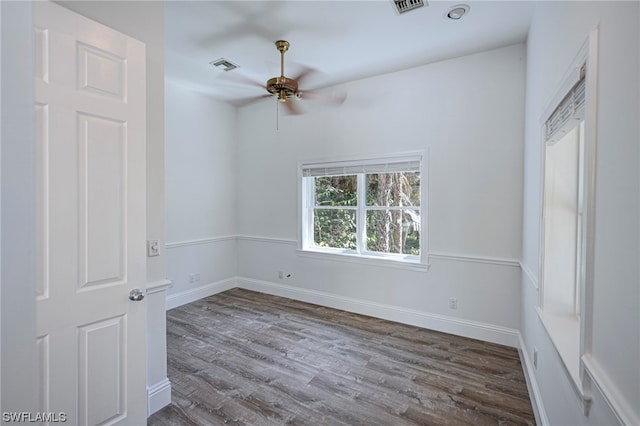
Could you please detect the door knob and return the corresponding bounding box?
[129,289,145,301]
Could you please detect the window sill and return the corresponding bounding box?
[297,248,430,272]
[537,308,588,404]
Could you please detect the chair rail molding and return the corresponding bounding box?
[146,279,172,294]
[165,235,236,249]
[429,251,520,268]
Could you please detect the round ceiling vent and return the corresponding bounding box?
[445,4,470,20]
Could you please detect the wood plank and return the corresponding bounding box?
[148,288,535,425]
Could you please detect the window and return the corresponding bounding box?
[300,154,425,265]
[542,69,586,321]
[543,120,585,318]
[539,49,595,395]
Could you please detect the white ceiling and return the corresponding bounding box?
[165,1,535,106]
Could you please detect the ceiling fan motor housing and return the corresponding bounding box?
[266,76,298,99]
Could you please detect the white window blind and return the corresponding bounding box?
[302,156,421,177]
[545,65,586,145]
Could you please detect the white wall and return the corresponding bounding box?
[521,2,639,424]
[164,79,238,306]
[235,44,526,345]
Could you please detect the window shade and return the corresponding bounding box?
[545,66,586,145]
[302,156,421,178]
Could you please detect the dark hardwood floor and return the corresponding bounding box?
[148,288,535,425]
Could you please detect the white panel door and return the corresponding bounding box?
[34,2,147,424]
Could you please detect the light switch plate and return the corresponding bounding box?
[147,239,160,257]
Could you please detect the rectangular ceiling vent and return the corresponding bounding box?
[210,58,239,72]
[393,0,426,14]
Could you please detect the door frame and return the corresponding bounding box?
[0,0,38,415]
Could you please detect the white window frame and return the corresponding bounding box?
[537,29,598,410]
[298,151,429,271]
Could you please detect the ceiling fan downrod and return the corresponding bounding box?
[276,40,289,77]
[266,40,298,102]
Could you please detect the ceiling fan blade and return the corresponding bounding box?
[283,99,302,115]
[291,66,317,84]
[195,2,287,48]
[298,89,347,107]
[235,93,272,107]
[220,72,265,90]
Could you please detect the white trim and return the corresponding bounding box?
[298,150,427,174]
[236,277,520,348]
[537,28,599,409]
[536,307,591,409]
[300,155,421,176]
[235,234,520,270]
[146,279,171,295]
[236,235,297,246]
[297,248,430,272]
[582,356,640,426]
[517,334,549,426]
[540,41,588,125]
[165,277,236,310]
[165,235,236,249]
[298,149,429,265]
[429,251,520,268]
[520,261,539,291]
[578,25,599,388]
[147,378,171,417]
[297,247,518,270]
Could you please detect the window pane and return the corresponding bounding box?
[543,124,581,315]
[314,209,357,250]
[366,209,420,255]
[366,172,420,206]
[315,176,357,207]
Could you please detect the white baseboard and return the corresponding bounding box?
[166,278,237,310]
[236,277,520,348]
[147,378,171,417]
[165,276,520,347]
[517,333,549,426]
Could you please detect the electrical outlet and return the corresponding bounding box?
[188,273,201,284]
[448,297,458,310]
[278,271,284,279]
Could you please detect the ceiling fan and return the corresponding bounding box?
[229,40,345,115]
[266,40,305,114]
[268,40,347,115]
